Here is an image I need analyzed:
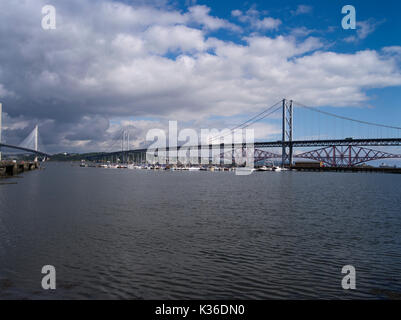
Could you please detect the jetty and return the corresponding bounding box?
[0,160,39,178]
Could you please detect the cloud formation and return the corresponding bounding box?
[344,19,383,43]
[231,8,282,30]
[291,5,313,16]
[0,0,400,153]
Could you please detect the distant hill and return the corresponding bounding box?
[50,153,108,161]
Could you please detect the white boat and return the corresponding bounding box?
[258,166,272,171]
[273,166,289,172]
[188,167,201,171]
[235,167,256,175]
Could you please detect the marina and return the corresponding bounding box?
[77,160,400,174]
[78,160,288,173]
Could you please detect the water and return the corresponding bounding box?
[1,162,401,299]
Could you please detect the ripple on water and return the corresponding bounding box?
[1,164,401,299]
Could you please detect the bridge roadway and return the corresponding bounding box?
[98,138,401,158]
[2,137,399,163]
[0,143,50,157]
[4,138,397,159]
[79,138,401,160]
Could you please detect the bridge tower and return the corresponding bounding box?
[33,125,38,162]
[281,99,293,167]
[34,125,38,152]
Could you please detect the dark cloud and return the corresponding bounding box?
[0,0,400,153]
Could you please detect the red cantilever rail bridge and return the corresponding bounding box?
[97,137,401,167]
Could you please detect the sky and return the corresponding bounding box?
[0,0,401,155]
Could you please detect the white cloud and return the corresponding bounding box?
[187,5,241,32]
[381,46,401,63]
[382,46,401,55]
[344,19,383,43]
[0,0,400,152]
[290,27,315,37]
[231,8,281,31]
[291,5,313,16]
[144,25,207,54]
[357,20,379,39]
[231,10,242,18]
[252,122,281,140]
[253,17,282,31]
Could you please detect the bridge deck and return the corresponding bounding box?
[103,138,401,156]
[0,143,49,156]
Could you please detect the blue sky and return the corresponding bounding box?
[174,0,401,134]
[0,0,401,158]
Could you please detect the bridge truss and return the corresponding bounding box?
[295,146,401,167]
[217,146,401,167]
[58,98,401,167]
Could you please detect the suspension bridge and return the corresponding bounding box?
[93,99,401,168]
[1,99,401,168]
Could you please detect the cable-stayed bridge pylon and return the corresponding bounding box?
[0,103,49,159]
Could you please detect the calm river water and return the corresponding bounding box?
[0,162,401,299]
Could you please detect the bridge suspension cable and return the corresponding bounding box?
[104,128,126,153]
[209,100,283,142]
[18,125,47,154]
[227,100,282,131]
[293,100,401,130]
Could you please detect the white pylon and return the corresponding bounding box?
[34,125,38,162]
[34,125,38,152]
